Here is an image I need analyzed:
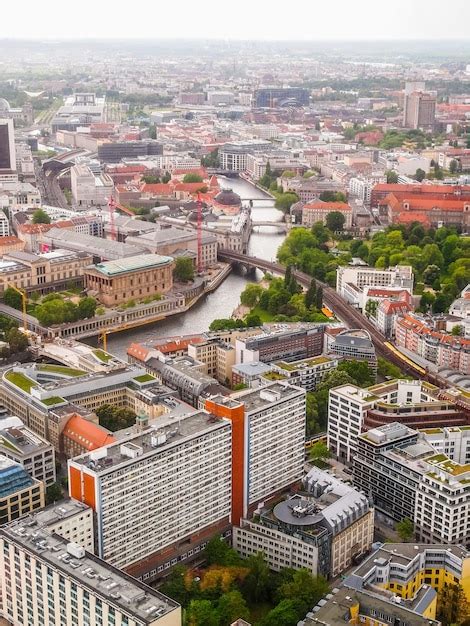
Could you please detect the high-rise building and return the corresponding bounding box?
[0,118,16,171]
[403,82,436,130]
[0,519,181,626]
[68,411,233,581]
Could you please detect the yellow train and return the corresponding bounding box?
[383,342,427,376]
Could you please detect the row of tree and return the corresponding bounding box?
[160,536,329,626]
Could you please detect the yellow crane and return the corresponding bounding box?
[100,329,108,352]
[7,284,27,331]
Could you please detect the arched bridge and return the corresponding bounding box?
[218,249,443,384]
[251,221,289,232]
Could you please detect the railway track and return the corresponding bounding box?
[219,250,443,386]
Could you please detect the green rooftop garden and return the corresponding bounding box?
[0,436,18,451]
[41,396,66,407]
[5,371,38,393]
[93,349,112,363]
[133,374,156,384]
[38,364,86,377]
[427,453,470,476]
[275,356,332,372]
[262,371,287,381]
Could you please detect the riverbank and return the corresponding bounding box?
[239,172,276,198]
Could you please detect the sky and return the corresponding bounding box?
[2,0,470,41]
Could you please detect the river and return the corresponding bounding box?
[107,177,285,359]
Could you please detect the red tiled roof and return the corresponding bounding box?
[153,336,204,354]
[141,183,173,195]
[127,343,150,361]
[62,414,115,452]
[0,236,23,246]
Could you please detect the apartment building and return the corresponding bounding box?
[206,382,306,525]
[187,337,236,384]
[0,420,56,486]
[219,141,271,171]
[0,249,93,295]
[336,264,414,297]
[0,522,181,626]
[231,361,273,387]
[396,313,470,375]
[68,411,233,581]
[270,355,338,391]
[83,254,174,306]
[327,379,453,464]
[235,324,325,365]
[301,201,353,229]
[234,467,373,579]
[353,421,470,546]
[0,456,45,525]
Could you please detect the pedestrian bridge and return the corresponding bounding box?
[251,221,289,232]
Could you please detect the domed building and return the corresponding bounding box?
[211,188,242,216]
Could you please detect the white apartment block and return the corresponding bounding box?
[336,265,414,297]
[68,411,232,575]
[422,426,470,465]
[0,420,56,486]
[0,522,180,626]
[0,212,9,237]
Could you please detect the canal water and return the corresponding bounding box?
[107,177,285,359]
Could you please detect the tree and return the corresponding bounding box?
[319,191,347,203]
[423,264,441,285]
[396,517,414,542]
[259,599,302,626]
[187,599,219,626]
[6,328,28,354]
[173,257,195,282]
[159,565,190,606]
[241,552,271,603]
[305,279,317,309]
[32,209,51,224]
[449,159,459,174]
[3,287,22,310]
[364,298,379,319]
[377,357,402,379]
[204,535,240,566]
[275,192,299,212]
[77,296,97,319]
[183,173,203,183]
[245,313,262,327]
[325,211,346,232]
[338,360,374,386]
[96,404,136,432]
[309,441,330,465]
[315,285,323,311]
[240,283,262,308]
[415,168,426,182]
[278,569,329,616]
[217,590,250,626]
[437,584,470,626]
[419,291,435,312]
[141,174,160,184]
[386,169,398,183]
[452,325,462,336]
[162,171,171,183]
[46,482,62,505]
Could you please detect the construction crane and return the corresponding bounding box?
[99,329,108,352]
[107,195,135,242]
[196,191,203,274]
[8,284,27,331]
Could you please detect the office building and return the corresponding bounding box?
[345,543,470,618]
[68,411,232,580]
[253,87,310,108]
[353,422,470,545]
[0,421,56,486]
[270,355,338,392]
[327,379,458,464]
[404,88,436,130]
[301,201,353,229]
[330,329,377,373]
[305,585,440,626]
[231,362,273,388]
[235,324,325,365]
[0,456,45,525]
[0,118,16,172]
[234,467,373,579]
[219,140,271,171]
[84,254,174,306]
[187,337,236,384]
[206,382,306,525]
[98,140,163,163]
[71,163,114,207]
[0,520,181,626]
[336,264,414,297]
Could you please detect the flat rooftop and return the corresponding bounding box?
[2,523,179,623]
[22,499,90,529]
[0,424,51,455]
[70,410,230,473]
[90,253,173,276]
[216,381,303,413]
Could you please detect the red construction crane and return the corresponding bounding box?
[107,195,135,241]
[196,191,203,274]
